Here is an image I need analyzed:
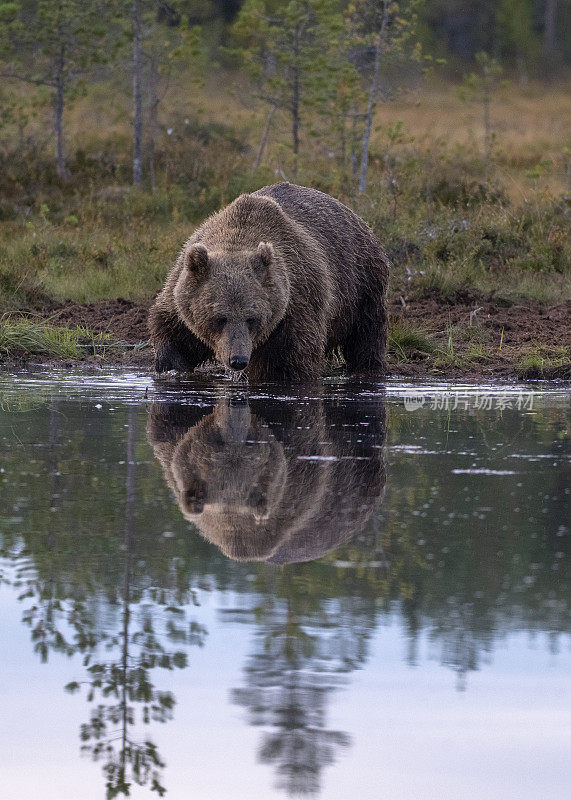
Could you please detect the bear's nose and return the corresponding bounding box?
[229,355,249,371]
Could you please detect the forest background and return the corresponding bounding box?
[0,0,569,375]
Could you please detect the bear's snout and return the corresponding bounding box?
[184,480,206,514]
[229,355,249,371]
[215,321,253,373]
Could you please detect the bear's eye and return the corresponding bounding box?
[211,316,227,332]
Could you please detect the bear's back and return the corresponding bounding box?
[254,182,381,266]
[254,182,387,335]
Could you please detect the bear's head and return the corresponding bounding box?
[173,240,290,373]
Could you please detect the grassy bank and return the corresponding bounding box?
[2,295,568,380]
[0,316,110,358]
[1,179,567,311]
[0,80,569,378]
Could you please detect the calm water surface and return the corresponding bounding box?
[0,370,569,800]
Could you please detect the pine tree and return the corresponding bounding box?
[121,0,207,186]
[347,0,426,193]
[1,0,109,180]
[231,0,338,176]
[460,51,503,184]
[496,0,537,85]
[145,15,206,190]
[309,7,365,174]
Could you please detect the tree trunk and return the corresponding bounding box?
[516,55,528,87]
[292,70,300,158]
[148,51,159,192]
[340,112,347,165]
[254,105,275,171]
[291,25,301,176]
[54,44,67,181]
[483,84,491,184]
[358,2,390,193]
[120,405,137,786]
[358,34,381,193]
[350,106,358,177]
[47,398,61,551]
[132,0,143,185]
[544,0,558,52]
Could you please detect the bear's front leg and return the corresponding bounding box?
[249,319,325,383]
[154,341,208,373]
[149,303,211,373]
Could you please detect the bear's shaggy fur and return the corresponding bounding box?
[149,182,389,381]
[147,396,386,563]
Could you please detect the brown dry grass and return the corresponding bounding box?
[157,73,571,197]
[7,70,568,203]
[375,81,570,201]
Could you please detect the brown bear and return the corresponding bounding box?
[149,182,388,381]
[147,394,386,563]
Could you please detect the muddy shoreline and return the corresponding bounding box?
[2,292,570,380]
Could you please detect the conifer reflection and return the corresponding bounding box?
[66,407,207,797]
[0,390,568,798]
[226,570,376,796]
[3,403,208,798]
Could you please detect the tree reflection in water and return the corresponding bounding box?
[68,406,208,798]
[148,394,387,794]
[227,584,376,796]
[6,401,208,798]
[234,605,351,796]
[0,387,568,798]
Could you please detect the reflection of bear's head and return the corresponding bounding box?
[170,400,289,560]
[147,395,386,564]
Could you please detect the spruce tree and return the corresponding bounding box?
[231,0,338,176]
[1,0,109,180]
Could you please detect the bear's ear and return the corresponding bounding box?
[254,241,274,274]
[184,243,209,276]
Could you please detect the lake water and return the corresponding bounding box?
[0,370,569,800]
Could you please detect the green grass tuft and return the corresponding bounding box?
[0,315,112,358]
[517,347,570,378]
[389,321,437,361]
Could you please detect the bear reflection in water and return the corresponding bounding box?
[147,395,386,563]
